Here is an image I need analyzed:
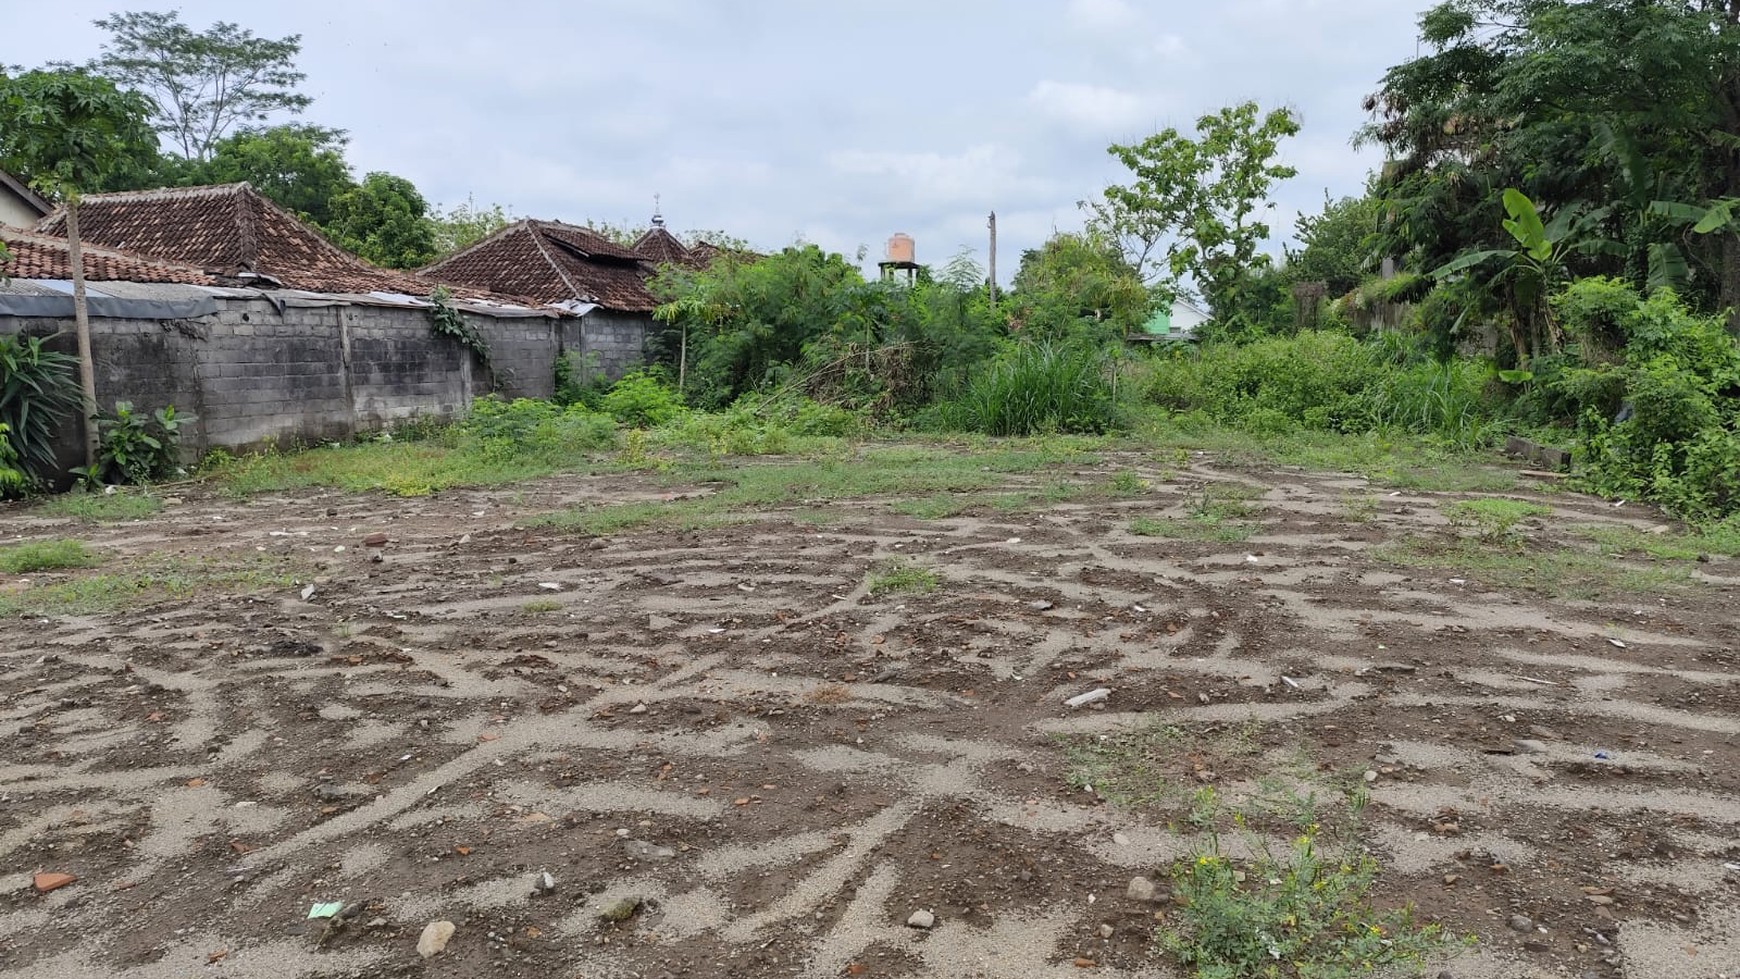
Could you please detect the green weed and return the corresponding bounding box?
[0,538,98,574]
[521,599,563,614]
[1130,516,1254,543]
[866,560,939,597]
[1374,535,1693,598]
[33,490,163,523]
[0,554,296,617]
[1443,498,1553,544]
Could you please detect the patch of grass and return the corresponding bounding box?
[1342,495,1379,522]
[866,559,939,597]
[1374,535,1694,599]
[1108,469,1148,496]
[0,538,98,574]
[1130,516,1254,543]
[524,499,730,536]
[1443,498,1553,545]
[1062,722,1268,810]
[891,495,979,520]
[33,490,164,523]
[1160,817,1462,979]
[0,554,297,617]
[521,599,564,614]
[1578,517,1740,561]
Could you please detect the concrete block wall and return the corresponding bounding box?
[562,310,654,382]
[0,297,641,474]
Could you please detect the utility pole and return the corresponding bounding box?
[987,211,998,303]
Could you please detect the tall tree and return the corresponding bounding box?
[1364,1,1740,329]
[1010,230,1151,342]
[192,123,354,225]
[0,68,158,466]
[324,172,438,269]
[1091,101,1300,327]
[92,10,312,161]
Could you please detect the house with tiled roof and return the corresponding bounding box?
[633,218,697,269]
[0,168,50,229]
[423,219,662,379]
[4,203,579,469]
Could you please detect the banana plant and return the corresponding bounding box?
[1432,189,1613,366]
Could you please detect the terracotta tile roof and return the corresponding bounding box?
[35,183,540,306]
[1,229,219,285]
[633,225,696,268]
[424,219,660,312]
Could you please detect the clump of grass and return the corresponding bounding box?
[866,559,939,597]
[0,553,295,616]
[0,538,98,574]
[521,599,563,614]
[941,342,1118,436]
[525,499,730,536]
[1443,497,1552,545]
[1342,495,1379,522]
[1160,812,1462,979]
[1374,535,1692,599]
[1579,516,1740,561]
[1108,469,1148,496]
[34,491,163,523]
[1131,516,1254,543]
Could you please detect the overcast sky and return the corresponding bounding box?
[6,1,1426,281]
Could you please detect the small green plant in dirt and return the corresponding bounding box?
[1160,820,1460,979]
[77,402,196,486]
[1131,515,1254,543]
[33,489,163,522]
[0,538,98,574]
[866,559,939,597]
[521,599,563,614]
[1442,498,1552,545]
[0,553,297,617]
[1341,495,1379,522]
[1108,469,1149,496]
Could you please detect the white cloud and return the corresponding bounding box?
[1026,81,1156,134]
[1067,0,1142,32]
[828,144,1049,206]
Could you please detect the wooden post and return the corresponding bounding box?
[987,211,998,303]
[65,198,100,469]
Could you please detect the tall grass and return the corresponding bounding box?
[942,342,1118,436]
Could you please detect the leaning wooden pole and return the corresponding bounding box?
[65,198,100,468]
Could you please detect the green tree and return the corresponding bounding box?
[0,67,158,466]
[1010,230,1150,343]
[92,10,313,161]
[324,172,438,269]
[191,124,354,226]
[431,195,514,256]
[1364,1,1740,330]
[1092,101,1301,329]
[1287,191,1380,298]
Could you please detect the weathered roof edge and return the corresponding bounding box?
[0,168,52,221]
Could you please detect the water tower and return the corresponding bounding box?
[878,233,920,285]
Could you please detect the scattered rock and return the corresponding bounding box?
[907,909,935,929]
[416,921,455,958]
[1513,739,1548,755]
[1098,923,1114,939]
[1065,688,1111,708]
[623,840,676,861]
[1507,914,1534,934]
[1112,833,1131,847]
[363,533,389,548]
[532,872,556,895]
[31,872,75,894]
[1126,877,1157,902]
[1363,770,1379,784]
[599,897,641,923]
[629,703,648,715]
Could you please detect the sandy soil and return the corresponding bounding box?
[2,450,1737,979]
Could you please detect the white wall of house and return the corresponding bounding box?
[0,188,44,229]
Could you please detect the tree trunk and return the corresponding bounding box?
[65,200,100,469]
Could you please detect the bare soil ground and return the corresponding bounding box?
[2,447,1738,978]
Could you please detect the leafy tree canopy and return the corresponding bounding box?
[0,66,158,196]
[1011,230,1151,343]
[325,171,438,270]
[431,195,515,257]
[188,123,354,226]
[1090,101,1301,327]
[92,10,312,162]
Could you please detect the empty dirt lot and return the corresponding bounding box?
[2,444,1738,978]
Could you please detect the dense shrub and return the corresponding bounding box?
[1147,331,1383,432]
[600,370,684,428]
[0,335,81,485]
[940,342,1118,436]
[79,402,196,486]
[0,422,25,496]
[1552,279,1740,519]
[461,397,618,459]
